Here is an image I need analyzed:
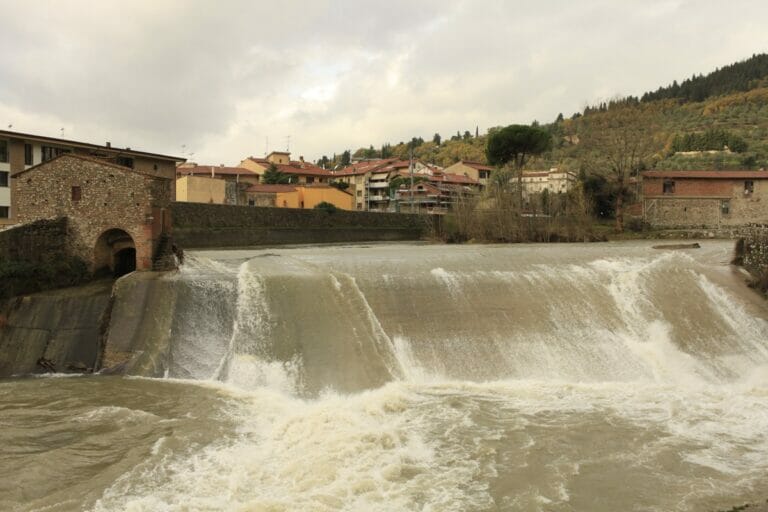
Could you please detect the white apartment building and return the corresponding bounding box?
[521,168,577,197]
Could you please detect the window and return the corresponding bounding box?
[24,144,33,166]
[71,186,82,202]
[663,179,675,194]
[116,156,134,168]
[745,180,754,194]
[306,176,315,184]
[248,199,255,206]
[41,146,69,162]
[0,206,8,218]
[0,140,7,163]
[721,200,730,215]
[0,171,8,187]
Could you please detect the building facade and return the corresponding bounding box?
[245,184,354,210]
[521,168,578,197]
[12,154,174,272]
[0,129,182,228]
[443,160,494,188]
[641,170,768,228]
[176,164,259,205]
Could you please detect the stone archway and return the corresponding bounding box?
[94,228,136,277]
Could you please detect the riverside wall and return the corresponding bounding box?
[170,202,426,248]
[740,226,768,277]
[0,218,69,263]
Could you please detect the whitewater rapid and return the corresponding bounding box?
[2,241,768,511]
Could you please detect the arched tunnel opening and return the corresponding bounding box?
[94,229,137,278]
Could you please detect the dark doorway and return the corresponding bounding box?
[114,248,137,277]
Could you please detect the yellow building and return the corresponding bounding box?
[239,151,332,185]
[442,160,494,188]
[246,184,354,210]
[176,175,226,204]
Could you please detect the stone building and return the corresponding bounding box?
[12,154,174,273]
[521,168,578,197]
[641,170,768,229]
[0,129,182,228]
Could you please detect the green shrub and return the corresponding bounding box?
[314,201,338,212]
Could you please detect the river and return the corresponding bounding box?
[1,241,767,511]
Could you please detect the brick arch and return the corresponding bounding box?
[93,228,137,277]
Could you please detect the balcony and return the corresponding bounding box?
[368,195,387,201]
[367,182,389,189]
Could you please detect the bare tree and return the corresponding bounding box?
[581,104,657,232]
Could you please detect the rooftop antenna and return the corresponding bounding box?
[265,136,269,156]
[7,124,12,129]
[285,135,290,152]
[60,127,65,137]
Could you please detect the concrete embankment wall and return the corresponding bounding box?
[170,202,426,248]
[0,281,113,377]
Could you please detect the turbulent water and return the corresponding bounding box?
[2,241,768,511]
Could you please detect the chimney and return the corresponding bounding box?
[299,156,305,168]
[106,142,111,148]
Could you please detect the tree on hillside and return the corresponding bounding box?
[433,133,441,146]
[486,124,552,208]
[463,130,472,140]
[340,150,351,167]
[262,164,291,184]
[580,105,656,232]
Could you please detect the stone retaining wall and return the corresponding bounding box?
[171,202,426,248]
[0,218,69,263]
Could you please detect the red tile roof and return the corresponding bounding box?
[430,172,479,185]
[246,157,332,177]
[642,170,768,179]
[460,160,494,171]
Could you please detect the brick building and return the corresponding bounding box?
[12,154,174,273]
[641,170,768,228]
[0,129,182,228]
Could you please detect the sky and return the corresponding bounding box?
[0,0,766,164]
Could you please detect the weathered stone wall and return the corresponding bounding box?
[644,179,768,229]
[171,202,425,248]
[13,154,172,270]
[0,218,69,263]
[740,226,768,277]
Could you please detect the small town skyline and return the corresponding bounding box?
[1,1,767,164]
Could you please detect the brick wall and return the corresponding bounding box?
[171,202,425,248]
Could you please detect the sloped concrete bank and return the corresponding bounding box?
[0,280,113,377]
[0,272,175,378]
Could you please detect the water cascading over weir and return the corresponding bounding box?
[99,242,768,395]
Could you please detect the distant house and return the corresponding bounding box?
[396,170,479,214]
[245,183,354,210]
[239,151,333,185]
[641,170,768,228]
[175,164,259,205]
[521,168,577,197]
[443,161,494,188]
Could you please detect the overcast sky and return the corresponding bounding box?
[0,0,766,164]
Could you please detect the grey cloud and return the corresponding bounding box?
[0,0,766,162]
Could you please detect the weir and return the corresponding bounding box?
[91,241,768,395]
